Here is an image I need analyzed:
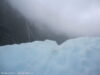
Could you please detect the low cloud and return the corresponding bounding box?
[7,0,100,38]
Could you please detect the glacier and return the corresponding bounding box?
[0,37,100,75]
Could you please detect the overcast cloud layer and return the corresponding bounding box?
[7,0,100,38]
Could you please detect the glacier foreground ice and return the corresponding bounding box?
[0,38,100,75]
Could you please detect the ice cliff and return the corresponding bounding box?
[0,37,100,75]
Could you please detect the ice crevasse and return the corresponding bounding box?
[0,37,100,75]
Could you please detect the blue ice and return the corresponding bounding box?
[0,38,100,75]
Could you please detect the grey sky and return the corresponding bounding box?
[8,0,100,38]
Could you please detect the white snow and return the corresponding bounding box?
[0,38,100,75]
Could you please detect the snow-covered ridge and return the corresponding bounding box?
[0,37,100,75]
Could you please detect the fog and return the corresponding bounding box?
[7,0,100,38]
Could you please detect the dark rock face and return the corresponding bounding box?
[0,0,67,46]
[0,25,17,46]
[0,0,35,45]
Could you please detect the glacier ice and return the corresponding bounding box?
[0,38,100,75]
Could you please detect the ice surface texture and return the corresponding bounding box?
[0,38,100,75]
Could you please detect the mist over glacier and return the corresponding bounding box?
[7,0,100,38]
